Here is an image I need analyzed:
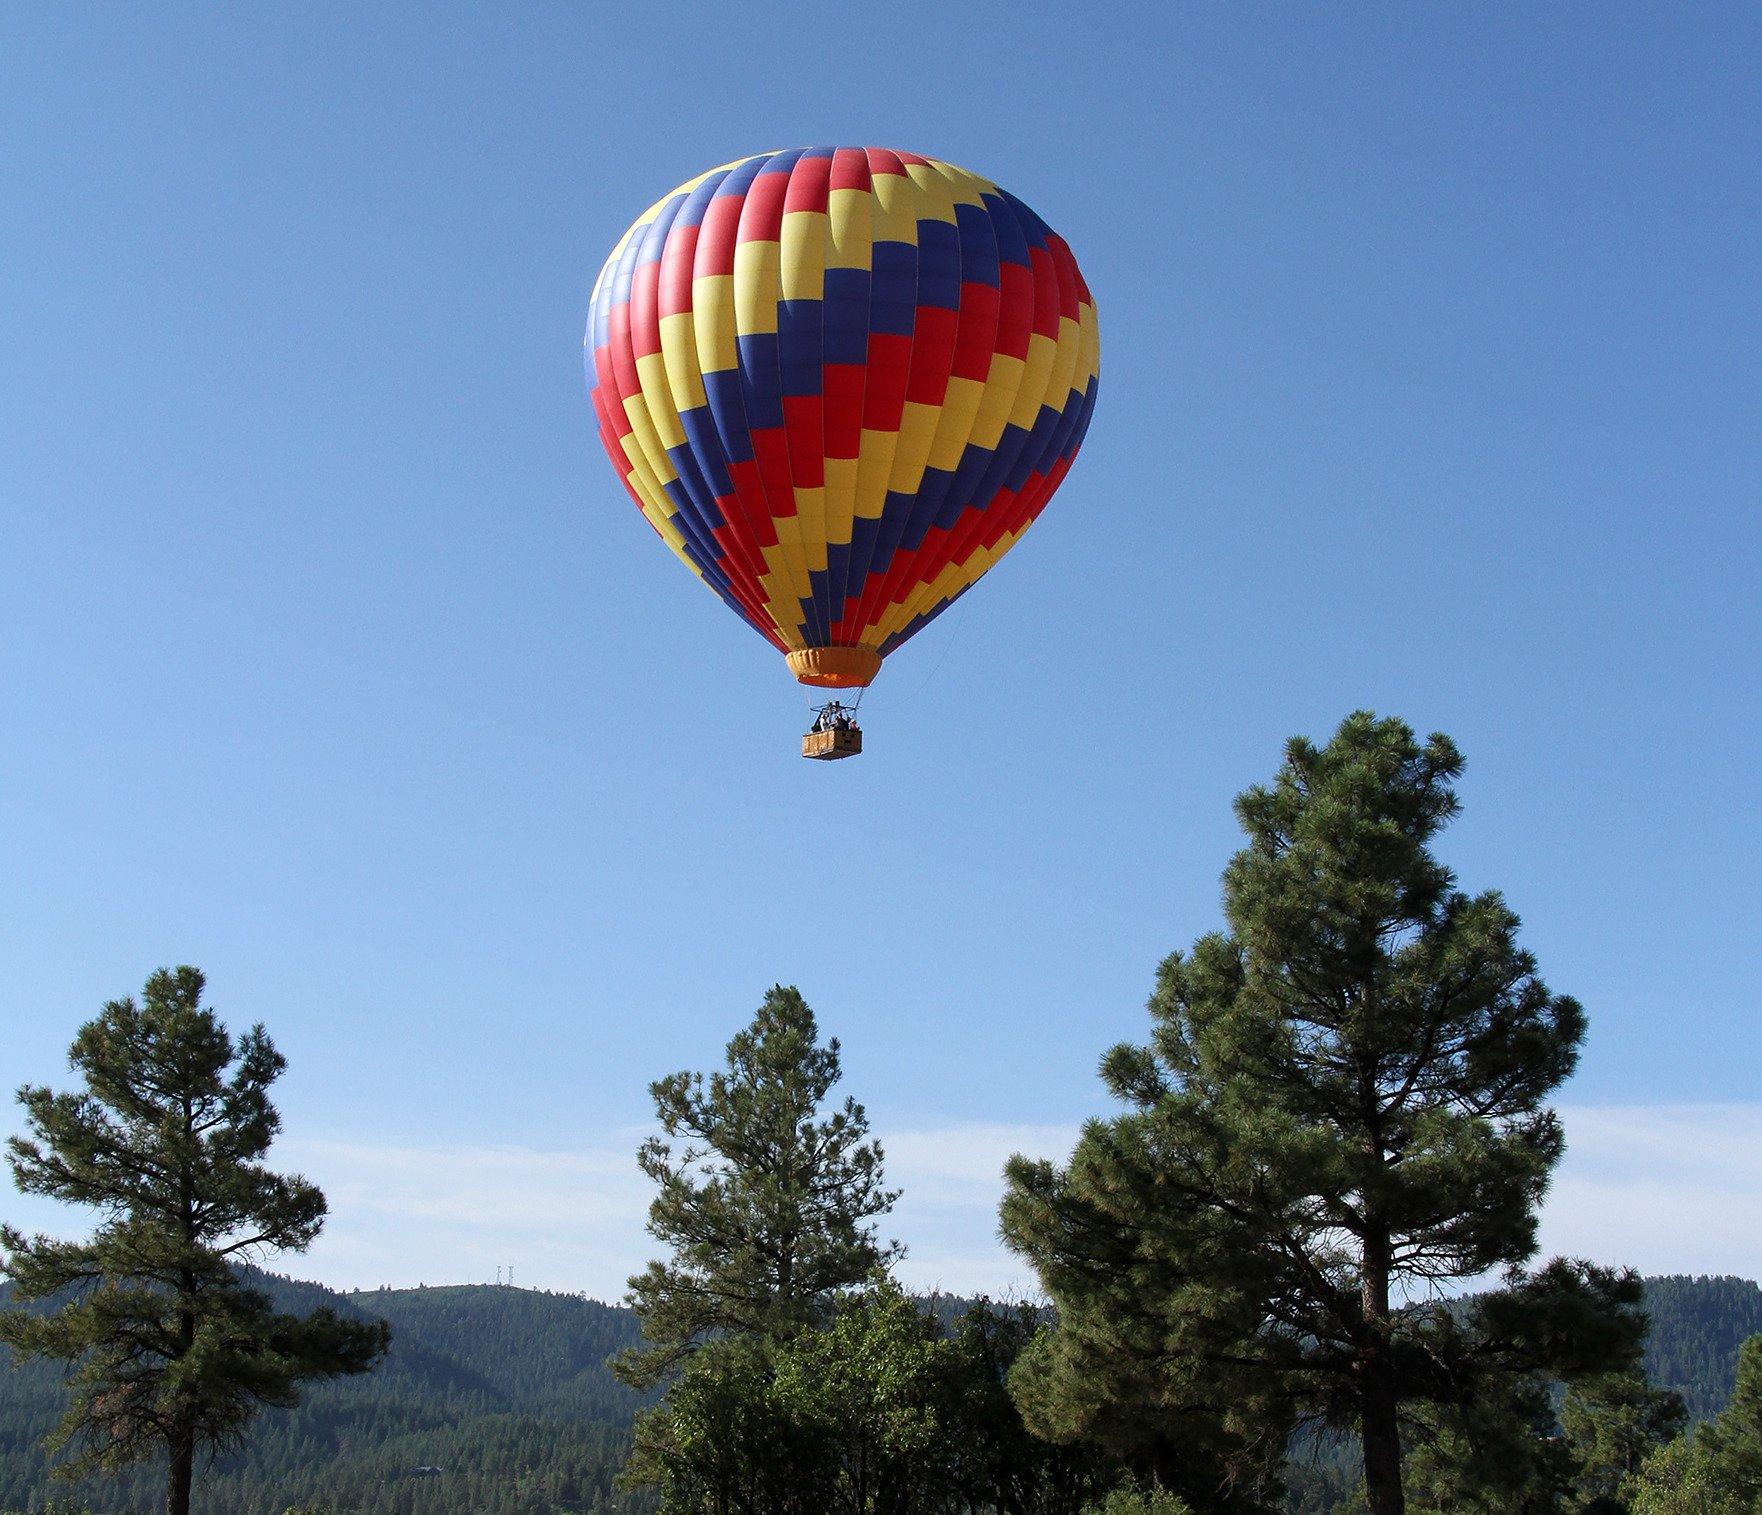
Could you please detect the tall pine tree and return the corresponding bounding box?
[0,968,389,1515]
[615,984,899,1389]
[1001,713,1643,1515]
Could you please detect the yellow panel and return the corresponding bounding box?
[924,158,994,208]
[733,241,781,336]
[1076,301,1101,389]
[870,170,920,246]
[903,162,957,226]
[826,188,873,270]
[967,352,1026,454]
[824,455,859,547]
[1009,331,1059,430]
[853,426,900,520]
[633,353,686,450]
[658,311,707,413]
[618,370,685,555]
[779,209,828,302]
[758,543,810,648]
[691,273,738,374]
[885,400,942,500]
[619,427,675,489]
[1035,316,1081,454]
[793,485,829,572]
[925,375,988,472]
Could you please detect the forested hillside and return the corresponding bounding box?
[2,1273,1756,1513]
[1639,1274,1762,1420]
[0,1273,650,1515]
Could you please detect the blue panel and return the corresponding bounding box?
[954,202,1003,286]
[673,172,726,231]
[702,369,754,463]
[676,408,733,499]
[982,192,1030,269]
[735,333,784,430]
[635,194,686,267]
[868,241,918,332]
[713,154,768,198]
[778,297,825,398]
[914,219,962,307]
[997,189,1050,251]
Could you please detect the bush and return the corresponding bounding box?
[1084,1483,1194,1515]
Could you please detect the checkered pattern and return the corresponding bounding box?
[585,147,1099,681]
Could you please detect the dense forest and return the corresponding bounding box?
[1,1272,1757,1513]
[0,1272,649,1514]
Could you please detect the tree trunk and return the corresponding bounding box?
[1361,1365,1405,1515]
[166,1430,195,1515]
[1360,1230,1406,1515]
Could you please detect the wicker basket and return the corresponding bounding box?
[802,727,863,760]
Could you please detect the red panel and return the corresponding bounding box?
[783,153,831,215]
[657,223,699,320]
[865,147,908,179]
[591,346,630,436]
[862,332,913,432]
[822,363,865,458]
[628,261,662,360]
[781,395,826,488]
[1048,235,1080,322]
[725,459,780,549]
[829,146,871,192]
[748,426,798,519]
[695,194,743,277]
[905,306,958,404]
[607,302,641,400]
[737,168,789,241]
[1028,245,1060,339]
[993,263,1033,361]
[949,282,1000,382]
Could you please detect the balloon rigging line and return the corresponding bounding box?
[864,595,972,715]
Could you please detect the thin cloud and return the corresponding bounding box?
[9,1109,1754,1301]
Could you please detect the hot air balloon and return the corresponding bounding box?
[583,147,1099,758]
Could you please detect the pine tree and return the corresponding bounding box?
[1000,713,1644,1515]
[0,968,389,1515]
[615,985,899,1390]
[1561,1371,1687,1511]
[1630,1334,1762,1513]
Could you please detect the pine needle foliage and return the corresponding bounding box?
[615,985,899,1390]
[1001,713,1644,1515]
[0,968,389,1515]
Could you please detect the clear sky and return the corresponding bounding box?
[3,3,1757,1299]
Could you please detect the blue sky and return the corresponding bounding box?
[3,3,1757,1297]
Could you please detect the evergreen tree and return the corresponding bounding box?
[0,968,389,1515]
[940,1302,1119,1513]
[1560,1371,1687,1511]
[1629,1334,1762,1513]
[1402,1374,1577,1512]
[1000,713,1644,1515]
[616,985,899,1390]
[628,1286,1117,1515]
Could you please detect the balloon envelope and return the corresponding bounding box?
[585,147,1099,688]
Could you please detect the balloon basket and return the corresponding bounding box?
[802,726,862,761]
[802,700,863,760]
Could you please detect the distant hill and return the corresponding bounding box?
[0,1271,649,1514]
[1638,1274,1762,1420]
[1,1272,1758,1513]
